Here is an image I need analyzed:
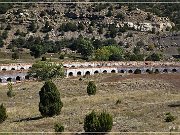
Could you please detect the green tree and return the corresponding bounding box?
[30,44,44,58]
[87,81,96,96]
[54,123,64,132]
[1,30,8,39]
[84,110,113,133]
[28,61,64,81]
[98,26,104,35]
[95,47,110,61]
[0,37,4,48]
[84,111,100,132]
[12,51,19,60]
[0,104,7,123]
[77,38,94,59]
[41,21,52,33]
[98,111,113,132]
[146,53,162,61]
[78,22,85,31]
[39,81,63,117]
[7,82,15,97]
[28,21,38,33]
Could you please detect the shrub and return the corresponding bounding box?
[134,69,141,74]
[165,112,175,122]
[12,52,19,60]
[5,24,11,30]
[116,99,121,105]
[59,54,64,59]
[7,82,15,98]
[84,110,113,133]
[87,81,96,96]
[54,123,64,132]
[0,104,7,123]
[39,81,63,117]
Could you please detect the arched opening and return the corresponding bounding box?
[154,69,159,74]
[16,76,21,81]
[2,68,6,71]
[146,69,150,73]
[71,65,75,68]
[111,70,116,73]
[94,70,99,74]
[25,75,30,80]
[7,78,12,82]
[29,67,32,69]
[20,67,24,70]
[103,70,107,73]
[85,71,90,75]
[69,72,73,76]
[172,69,177,73]
[134,69,141,74]
[128,70,133,73]
[88,65,92,67]
[0,78,2,83]
[163,69,168,73]
[11,68,15,70]
[120,70,124,73]
[77,71,81,76]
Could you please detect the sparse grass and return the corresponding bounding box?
[0,73,179,132]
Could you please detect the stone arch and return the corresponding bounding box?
[163,69,168,73]
[71,65,75,68]
[128,70,133,73]
[16,76,21,81]
[20,67,24,70]
[2,68,6,71]
[29,67,32,69]
[85,71,90,75]
[77,71,82,76]
[146,69,150,73]
[103,70,107,73]
[134,69,141,74]
[25,75,30,80]
[94,70,99,74]
[120,70,124,73]
[155,69,159,73]
[69,72,73,76]
[11,68,15,70]
[7,77,12,82]
[0,78,2,83]
[111,70,116,73]
[172,69,177,73]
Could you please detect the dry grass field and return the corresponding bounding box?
[0,73,180,134]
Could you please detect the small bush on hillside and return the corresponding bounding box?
[116,99,121,105]
[0,104,8,123]
[54,123,64,132]
[87,81,96,96]
[165,112,175,122]
[84,110,113,133]
[12,52,19,60]
[7,82,15,98]
[59,54,65,59]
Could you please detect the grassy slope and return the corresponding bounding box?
[0,73,179,133]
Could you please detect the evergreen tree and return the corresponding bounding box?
[84,110,113,133]
[0,104,7,123]
[39,81,63,117]
[87,81,96,95]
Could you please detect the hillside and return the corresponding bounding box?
[0,2,179,61]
